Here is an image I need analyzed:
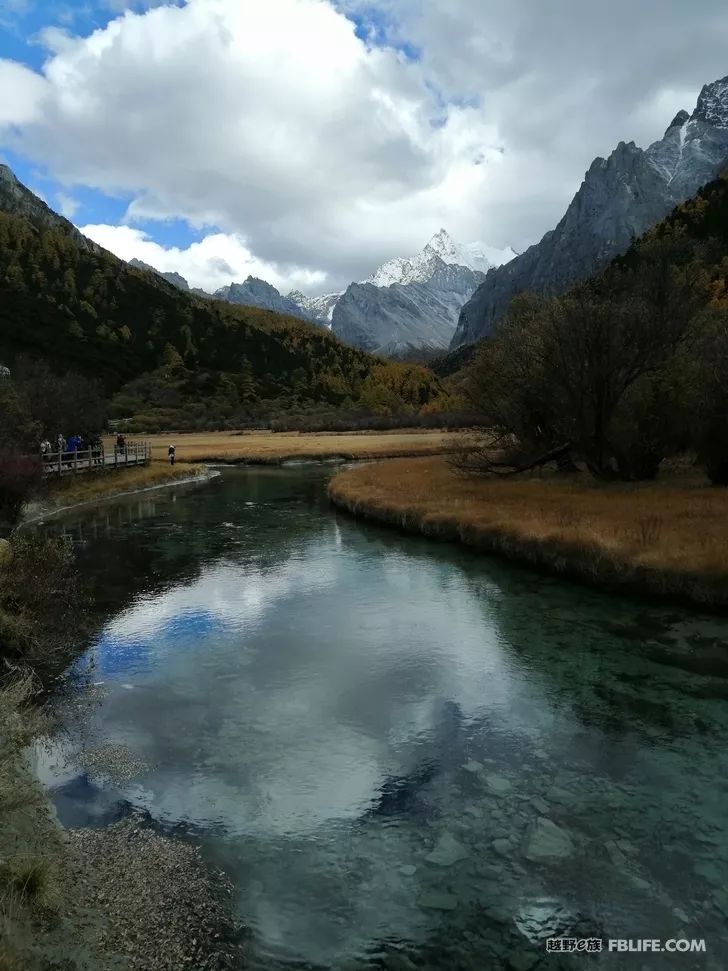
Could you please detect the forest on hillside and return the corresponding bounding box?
[0,210,448,429]
[460,171,728,484]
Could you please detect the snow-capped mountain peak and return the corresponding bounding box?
[366,230,515,288]
[423,229,517,275]
[286,288,342,323]
[694,75,728,129]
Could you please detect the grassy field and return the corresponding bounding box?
[122,428,459,464]
[329,455,728,608]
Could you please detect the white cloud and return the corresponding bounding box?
[0,0,503,290]
[80,222,328,293]
[2,0,728,291]
[56,190,79,217]
[0,58,47,125]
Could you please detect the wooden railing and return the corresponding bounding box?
[42,442,152,476]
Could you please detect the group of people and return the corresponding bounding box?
[40,432,104,465]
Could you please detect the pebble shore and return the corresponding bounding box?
[65,817,247,970]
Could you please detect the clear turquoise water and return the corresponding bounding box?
[37,468,728,969]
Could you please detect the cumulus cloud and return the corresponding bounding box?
[0,0,502,290]
[80,222,328,293]
[0,59,47,125]
[1,0,728,292]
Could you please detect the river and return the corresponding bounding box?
[35,467,728,969]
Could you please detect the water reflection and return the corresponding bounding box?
[37,468,728,970]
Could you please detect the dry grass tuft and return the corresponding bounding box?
[0,677,64,970]
[10,860,55,909]
[329,455,728,607]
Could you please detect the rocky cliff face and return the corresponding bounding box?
[287,289,341,324]
[453,75,728,348]
[129,258,190,291]
[331,257,486,354]
[331,230,512,354]
[213,277,321,323]
[0,164,102,255]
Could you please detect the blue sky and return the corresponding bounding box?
[1,0,206,247]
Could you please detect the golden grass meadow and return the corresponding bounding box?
[329,455,728,608]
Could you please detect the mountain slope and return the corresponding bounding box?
[0,167,440,419]
[129,258,190,291]
[331,230,512,354]
[453,75,728,348]
[214,277,323,324]
[332,257,486,353]
[287,289,342,324]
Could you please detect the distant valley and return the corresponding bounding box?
[130,228,517,356]
[121,76,728,362]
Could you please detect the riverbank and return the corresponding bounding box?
[22,462,209,524]
[0,536,244,970]
[328,455,728,609]
[139,428,460,465]
[0,703,245,971]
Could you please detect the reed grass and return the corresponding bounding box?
[122,429,459,464]
[329,456,728,608]
[44,460,203,507]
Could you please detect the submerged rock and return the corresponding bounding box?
[485,773,513,795]
[544,785,572,804]
[418,891,459,911]
[604,839,628,868]
[426,832,469,866]
[523,817,575,863]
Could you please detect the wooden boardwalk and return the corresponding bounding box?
[43,443,151,476]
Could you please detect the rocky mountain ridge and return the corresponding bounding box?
[213,277,321,323]
[0,164,103,256]
[331,255,487,354]
[328,230,514,355]
[453,74,728,348]
[286,289,342,323]
[129,258,191,291]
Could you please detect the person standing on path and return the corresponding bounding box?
[168,444,176,466]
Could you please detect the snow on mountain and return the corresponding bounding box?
[366,229,515,288]
[424,229,517,275]
[287,289,342,324]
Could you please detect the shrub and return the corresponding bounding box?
[0,535,86,680]
[0,455,42,534]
